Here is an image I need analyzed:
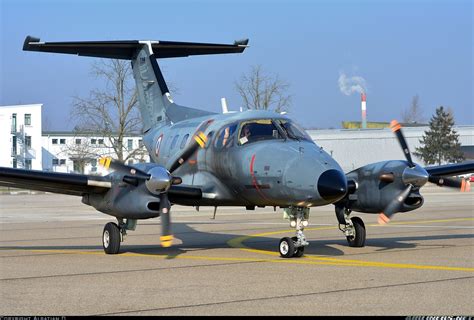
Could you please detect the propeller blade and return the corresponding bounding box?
[159,192,173,247]
[428,176,471,192]
[378,184,413,225]
[390,120,414,167]
[99,157,150,180]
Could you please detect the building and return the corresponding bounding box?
[0,104,43,170]
[308,125,474,172]
[41,131,150,174]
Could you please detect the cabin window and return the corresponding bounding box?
[170,135,180,150]
[237,119,283,145]
[180,134,189,149]
[215,124,237,149]
[277,120,312,142]
[205,131,214,148]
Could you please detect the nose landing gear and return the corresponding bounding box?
[279,207,309,258]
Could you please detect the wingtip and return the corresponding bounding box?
[23,35,40,51]
[234,38,249,46]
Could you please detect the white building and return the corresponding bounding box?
[41,131,150,174]
[0,104,43,170]
[308,125,474,172]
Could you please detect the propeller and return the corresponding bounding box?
[99,120,213,247]
[378,120,470,224]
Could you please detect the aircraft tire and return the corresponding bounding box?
[291,236,305,257]
[103,222,121,254]
[346,216,366,247]
[279,237,295,258]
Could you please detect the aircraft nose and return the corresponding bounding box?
[317,169,347,203]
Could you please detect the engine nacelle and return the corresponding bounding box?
[340,160,424,214]
[82,172,163,219]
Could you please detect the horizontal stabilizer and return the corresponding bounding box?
[23,36,249,60]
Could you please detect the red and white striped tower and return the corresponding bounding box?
[361,92,367,129]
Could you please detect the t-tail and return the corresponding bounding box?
[23,36,249,132]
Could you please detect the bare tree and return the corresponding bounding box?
[235,65,291,113]
[401,94,425,124]
[60,131,99,174]
[71,59,141,162]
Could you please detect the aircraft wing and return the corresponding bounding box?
[0,167,111,196]
[424,161,474,177]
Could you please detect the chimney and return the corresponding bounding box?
[361,92,367,129]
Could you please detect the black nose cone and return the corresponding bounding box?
[317,169,348,203]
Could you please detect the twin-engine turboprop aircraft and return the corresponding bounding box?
[0,36,472,258]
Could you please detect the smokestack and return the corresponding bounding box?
[361,92,367,129]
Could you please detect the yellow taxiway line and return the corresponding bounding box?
[1,218,472,272]
[226,217,474,272]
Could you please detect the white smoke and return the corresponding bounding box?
[338,72,367,95]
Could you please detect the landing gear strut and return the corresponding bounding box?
[102,218,137,254]
[279,207,309,258]
[335,205,366,247]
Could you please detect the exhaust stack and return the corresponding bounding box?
[361,92,367,129]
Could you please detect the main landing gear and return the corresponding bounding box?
[102,219,137,254]
[335,205,366,247]
[279,207,309,258]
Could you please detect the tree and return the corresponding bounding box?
[415,106,464,165]
[235,65,291,113]
[401,94,425,124]
[60,130,99,174]
[70,59,141,162]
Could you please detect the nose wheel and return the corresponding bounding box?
[279,207,309,258]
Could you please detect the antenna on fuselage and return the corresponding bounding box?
[221,97,229,113]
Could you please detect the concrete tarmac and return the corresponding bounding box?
[0,187,473,316]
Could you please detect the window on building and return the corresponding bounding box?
[90,159,97,167]
[59,159,66,165]
[52,159,59,165]
[13,159,17,168]
[52,138,58,144]
[25,136,32,148]
[11,114,17,133]
[25,159,32,170]
[98,139,104,145]
[75,138,81,145]
[24,114,31,126]
[12,136,17,154]
[127,139,133,151]
[91,138,97,145]
[60,139,66,144]
[138,139,143,148]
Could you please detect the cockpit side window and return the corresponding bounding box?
[238,119,283,145]
[215,123,237,149]
[278,120,313,142]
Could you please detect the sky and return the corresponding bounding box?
[1,0,472,130]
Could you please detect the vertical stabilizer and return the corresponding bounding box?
[131,42,171,132]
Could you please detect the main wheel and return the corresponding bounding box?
[103,222,121,254]
[346,216,366,247]
[279,237,295,258]
[291,236,305,258]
